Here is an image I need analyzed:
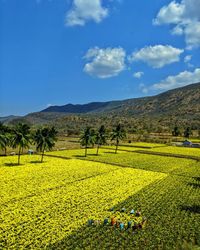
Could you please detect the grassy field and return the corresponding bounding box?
[0,144,200,249]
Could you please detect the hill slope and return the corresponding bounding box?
[41,82,200,117]
[8,83,200,131]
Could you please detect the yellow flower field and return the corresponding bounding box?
[0,155,166,249]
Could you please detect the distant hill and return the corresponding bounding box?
[0,115,21,124]
[41,102,114,113]
[7,82,200,132]
[41,82,200,117]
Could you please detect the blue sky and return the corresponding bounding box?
[1,0,200,116]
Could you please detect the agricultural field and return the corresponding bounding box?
[0,145,200,249]
[48,148,197,176]
[102,143,200,160]
[148,146,200,158]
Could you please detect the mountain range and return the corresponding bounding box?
[41,82,200,117]
[2,82,200,132]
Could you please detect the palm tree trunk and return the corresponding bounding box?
[41,149,45,163]
[4,147,7,156]
[85,146,87,157]
[96,144,100,155]
[18,146,21,165]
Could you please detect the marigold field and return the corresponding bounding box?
[0,145,200,249]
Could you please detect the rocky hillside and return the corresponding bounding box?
[6,82,200,132]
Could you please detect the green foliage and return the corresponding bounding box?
[0,123,11,155]
[95,125,107,155]
[172,126,181,136]
[111,124,126,153]
[11,123,31,165]
[33,126,57,162]
[184,127,192,138]
[80,127,96,156]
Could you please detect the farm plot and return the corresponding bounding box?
[47,148,197,176]
[0,155,165,249]
[148,145,200,158]
[56,174,200,250]
[0,155,116,204]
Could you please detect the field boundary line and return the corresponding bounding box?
[134,150,200,161]
[102,147,200,161]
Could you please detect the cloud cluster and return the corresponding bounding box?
[184,55,192,63]
[133,71,144,79]
[152,68,200,91]
[66,0,108,26]
[154,0,200,49]
[129,45,183,68]
[83,45,184,78]
[83,47,126,78]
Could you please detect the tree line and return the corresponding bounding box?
[80,124,126,157]
[172,126,192,138]
[0,122,126,164]
[0,123,57,164]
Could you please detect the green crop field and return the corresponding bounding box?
[0,145,200,249]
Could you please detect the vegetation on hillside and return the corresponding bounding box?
[4,82,200,136]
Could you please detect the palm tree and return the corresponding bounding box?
[80,127,96,157]
[95,125,107,155]
[172,126,180,137]
[184,127,192,139]
[33,127,57,163]
[111,124,126,154]
[11,123,31,165]
[0,123,11,156]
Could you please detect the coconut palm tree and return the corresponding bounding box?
[33,127,57,163]
[11,123,31,165]
[184,127,192,139]
[111,124,126,154]
[80,127,96,157]
[0,123,11,156]
[95,125,107,155]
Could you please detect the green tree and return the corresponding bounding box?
[111,124,126,154]
[0,124,11,156]
[95,125,107,155]
[33,127,57,163]
[184,127,192,139]
[11,123,31,165]
[80,127,96,157]
[172,126,180,137]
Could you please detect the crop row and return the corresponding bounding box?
[47,148,198,176]
[53,175,200,250]
[0,156,117,204]
[0,159,165,249]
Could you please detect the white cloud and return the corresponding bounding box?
[133,71,144,79]
[129,45,183,68]
[153,1,184,25]
[83,47,126,78]
[154,0,200,49]
[184,55,192,63]
[66,0,108,26]
[139,83,148,94]
[152,68,200,91]
[184,21,200,49]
